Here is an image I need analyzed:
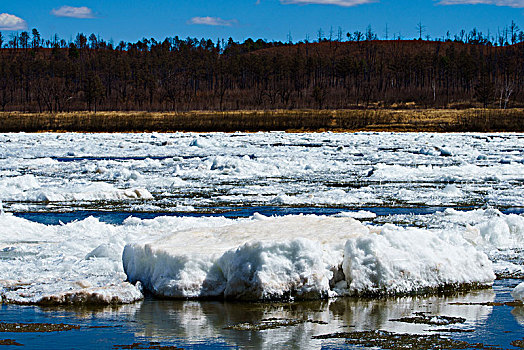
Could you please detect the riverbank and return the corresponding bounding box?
[0,108,522,133]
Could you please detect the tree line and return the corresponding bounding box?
[0,24,522,112]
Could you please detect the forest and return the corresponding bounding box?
[0,24,522,112]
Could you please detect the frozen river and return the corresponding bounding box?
[0,132,523,349]
[1,132,523,211]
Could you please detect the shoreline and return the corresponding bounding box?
[0,108,522,133]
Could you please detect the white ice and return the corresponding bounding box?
[1,210,510,305]
[123,215,495,300]
[374,208,524,278]
[512,282,524,303]
[0,212,242,305]
[1,132,523,211]
[0,175,152,203]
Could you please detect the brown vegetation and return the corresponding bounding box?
[0,109,521,133]
[0,322,80,332]
[0,39,522,113]
[0,339,23,346]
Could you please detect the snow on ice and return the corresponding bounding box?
[123,215,495,300]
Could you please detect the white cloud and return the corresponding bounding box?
[0,13,27,30]
[51,5,95,18]
[281,0,376,6]
[188,16,237,26]
[437,0,524,7]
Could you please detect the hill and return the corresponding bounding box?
[0,39,522,112]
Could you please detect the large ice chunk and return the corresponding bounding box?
[512,282,524,303]
[124,216,368,300]
[123,215,495,300]
[343,225,495,296]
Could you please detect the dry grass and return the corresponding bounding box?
[0,109,522,133]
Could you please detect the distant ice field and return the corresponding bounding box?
[0,132,523,305]
[0,132,523,212]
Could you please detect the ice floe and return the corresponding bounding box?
[0,213,245,305]
[342,224,494,296]
[0,214,143,305]
[512,283,524,303]
[0,175,152,202]
[374,208,524,278]
[123,215,495,301]
[1,208,522,305]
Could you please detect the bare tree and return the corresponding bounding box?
[416,21,426,40]
[365,25,376,41]
[475,73,494,108]
[509,20,519,44]
[337,27,343,42]
[499,80,514,109]
[317,28,324,43]
[312,85,326,109]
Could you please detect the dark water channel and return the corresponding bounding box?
[14,206,524,226]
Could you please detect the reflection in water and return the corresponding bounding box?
[513,306,524,326]
[7,287,522,349]
[128,289,495,349]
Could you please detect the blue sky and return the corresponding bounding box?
[0,0,522,43]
